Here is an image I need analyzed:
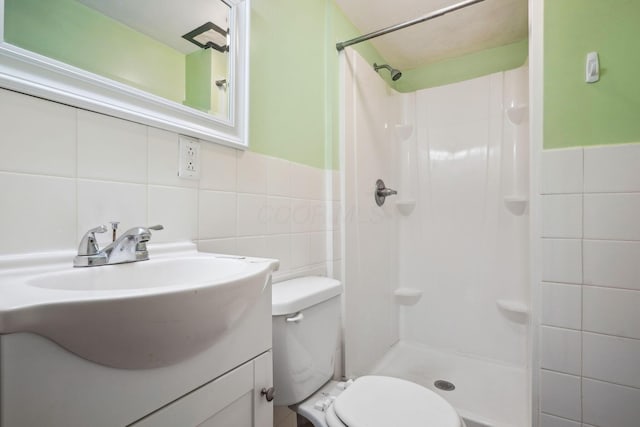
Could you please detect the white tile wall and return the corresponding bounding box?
[539,413,580,427]
[540,283,581,329]
[583,286,640,339]
[539,370,581,421]
[540,148,583,194]
[584,144,640,193]
[583,240,640,290]
[541,239,582,284]
[540,326,581,375]
[541,195,582,238]
[0,88,338,280]
[582,378,640,427]
[539,145,640,427]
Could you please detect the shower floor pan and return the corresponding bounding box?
[371,341,529,427]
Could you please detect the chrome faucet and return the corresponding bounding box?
[74,224,164,267]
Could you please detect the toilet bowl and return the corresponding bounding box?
[272,276,464,427]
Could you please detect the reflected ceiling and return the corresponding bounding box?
[77,0,230,54]
[334,0,528,70]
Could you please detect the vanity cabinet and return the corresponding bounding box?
[0,274,274,427]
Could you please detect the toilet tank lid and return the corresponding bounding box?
[272,276,342,315]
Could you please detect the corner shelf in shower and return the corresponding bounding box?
[394,124,414,141]
[395,199,416,215]
[503,196,528,216]
[505,104,528,125]
[394,288,422,306]
[496,300,529,323]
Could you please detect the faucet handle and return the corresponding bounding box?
[77,224,108,256]
[148,224,164,231]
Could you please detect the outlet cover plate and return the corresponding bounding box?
[178,136,200,179]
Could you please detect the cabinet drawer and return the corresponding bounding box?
[132,360,254,427]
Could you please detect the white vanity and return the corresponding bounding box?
[0,243,277,426]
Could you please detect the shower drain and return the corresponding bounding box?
[434,380,456,391]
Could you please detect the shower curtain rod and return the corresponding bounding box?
[336,0,486,52]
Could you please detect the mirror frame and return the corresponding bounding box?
[0,0,250,149]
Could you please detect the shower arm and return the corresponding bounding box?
[336,0,486,52]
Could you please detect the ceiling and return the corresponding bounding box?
[76,0,230,54]
[334,0,528,70]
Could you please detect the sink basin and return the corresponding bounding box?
[0,244,278,369]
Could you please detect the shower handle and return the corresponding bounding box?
[375,179,397,206]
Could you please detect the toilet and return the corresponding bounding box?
[272,276,466,427]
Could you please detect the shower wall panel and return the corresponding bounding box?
[399,70,529,365]
[342,49,401,377]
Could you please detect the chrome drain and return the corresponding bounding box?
[434,380,455,391]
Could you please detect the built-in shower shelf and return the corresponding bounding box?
[503,196,528,216]
[395,199,416,215]
[394,124,414,141]
[505,104,528,125]
[394,288,422,306]
[496,300,529,316]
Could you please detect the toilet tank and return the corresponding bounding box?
[271,276,343,406]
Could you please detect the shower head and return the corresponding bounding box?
[373,63,402,81]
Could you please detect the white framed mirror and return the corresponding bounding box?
[0,0,249,149]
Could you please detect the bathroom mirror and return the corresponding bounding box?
[0,0,249,149]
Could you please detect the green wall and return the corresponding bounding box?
[5,0,185,104]
[544,0,640,149]
[249,0,386,170]
[397,39,528,93]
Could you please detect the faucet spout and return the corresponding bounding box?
[74,224,163,267]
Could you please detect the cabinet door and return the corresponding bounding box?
[132,352,274,427]
[253,351,274,427]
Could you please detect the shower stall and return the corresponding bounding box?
[339,48,530,427]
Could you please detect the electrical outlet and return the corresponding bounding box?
[178,136,200,179]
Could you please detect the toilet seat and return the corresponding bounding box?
[325,376,462,427]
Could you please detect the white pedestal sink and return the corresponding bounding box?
[0,243,278,369]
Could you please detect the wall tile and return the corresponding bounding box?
[541,239,582,284]
[584,144,640,193]
[291,199,312,233]
[197,238,237,255]
[198,190,236,239]
[332,230,342,261]
[199,142,237,192]
[540,370,581,421]
[582,332,640,389]
[583,240,640,290]
[582,378,640,427]
[237,151,267,194]
[266,156,291,197]
[541,194,583,238]
[147,128,197,188]
[309,232,328,265]
[290,163,324,200]
[148,186,197,243]
[0,172,76,254]
[584,193,640,240]
[540,149,583,195]
[235,236,268,258]
[309,201,328,232]
[290,233,310,269]
[265,235,291,271]
[77,110,147,183]
[540,282,581,329]
[583,286,640,339]
[266,197,292,235]
[77,179,147,248]
[0,89,76,177]
[540,326,581,375]
[539,414,580,427]
[237,194,268,237]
